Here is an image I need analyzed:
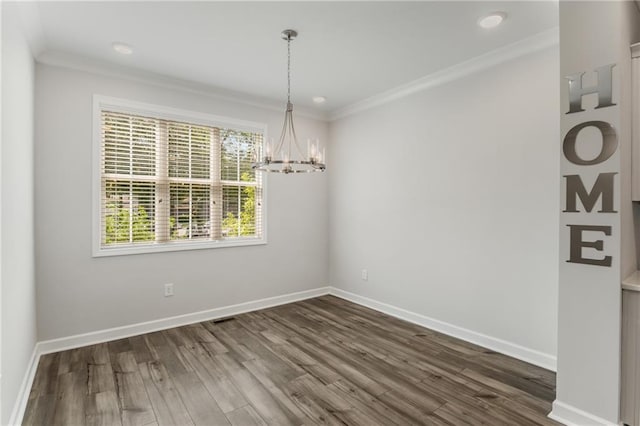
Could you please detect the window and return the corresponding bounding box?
[93,96,266,256]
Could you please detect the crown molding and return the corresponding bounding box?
[330,26,560,122]
[36,50,330,122]
[35,26,559,124]
[4,1,46,58]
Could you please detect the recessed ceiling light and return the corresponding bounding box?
[312,96,327,104]
[478,12,507,29]
[112,42,133,55]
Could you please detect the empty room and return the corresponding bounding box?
[2,1,640,425]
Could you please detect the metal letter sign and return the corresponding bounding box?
[562,121,618,165]
[566,64,617,114]
[563,64,617,267]
[567,224,612,266]
[564,172,617,213]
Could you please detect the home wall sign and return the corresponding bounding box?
[563,64,618,267]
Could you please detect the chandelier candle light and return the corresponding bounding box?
[252,29,326,174]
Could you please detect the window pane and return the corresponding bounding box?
[99,105,264,253]
[169,123,210,179]
[220,129,258,182]
[191,127,210,179]
[170,183,210,240]
[168,123,190,178]
[191,184,210,239]
[239,185,256,235]
[239,133,259,180]
[222,184,257,238]
[131,117,156,176]
[103,112,156,176]
[103,180,156,245]
[103,114,129,175]
[222,186,239,237]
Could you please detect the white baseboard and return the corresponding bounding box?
[10,287,331,425]
[8,345,40,426]
[329,287,557,372]
[12,285,560,425]
[549,400,617,426]
[38,286,331,355]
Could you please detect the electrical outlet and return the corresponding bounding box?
[361,269,368,281]
[164,283,174,297]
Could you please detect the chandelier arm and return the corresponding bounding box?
[288,113,306,160]
[282,111,293,158]
[273,110,288,156]
[287,111,293,161]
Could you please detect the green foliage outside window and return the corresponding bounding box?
[105,205,155,244]
[101,113,261,248]
[222,172,256,237]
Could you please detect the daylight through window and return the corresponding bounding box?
[98,107,264,255]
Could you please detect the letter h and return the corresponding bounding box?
[566,64,616,114]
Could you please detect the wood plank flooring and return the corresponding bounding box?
[23,295,559,425]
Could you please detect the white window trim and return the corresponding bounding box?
[92,95,268,257]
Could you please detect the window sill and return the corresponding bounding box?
[92,237,267,257]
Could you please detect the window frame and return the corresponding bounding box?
[92,95,268,257]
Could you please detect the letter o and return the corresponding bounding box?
[563,121,618,165]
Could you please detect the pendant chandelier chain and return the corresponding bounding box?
[287,35,291,104]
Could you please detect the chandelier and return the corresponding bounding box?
[252,29,326,174]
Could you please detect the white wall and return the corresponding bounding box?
[329,46,560,362]
[553,2,640,424]
[34,63,329,341]
[1,4,37,425]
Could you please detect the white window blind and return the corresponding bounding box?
[97,105,264,255]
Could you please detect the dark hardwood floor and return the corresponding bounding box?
[23,295,558,425]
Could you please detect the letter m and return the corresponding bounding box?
[563,172,617,213]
